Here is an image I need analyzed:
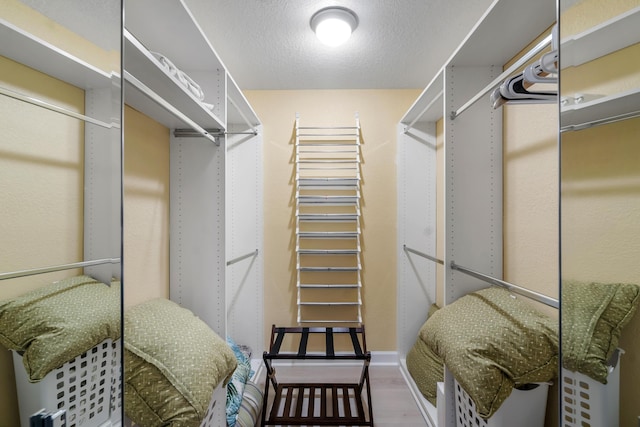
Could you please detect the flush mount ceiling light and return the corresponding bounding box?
[310,6,359,47]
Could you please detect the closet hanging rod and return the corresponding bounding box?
[125,71,218,145]
[0,258,121,281]
[404,90,444,133]
[450,33,553,120]
[226,249,259,266]
[0,86,116,129]
[403,245,444,265]
[228,96,259,135]
[224,131,259,135]
[174,129,258,137]
[450,261,558,308]
[560,109,640,132]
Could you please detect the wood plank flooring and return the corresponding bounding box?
[254,364,427,426]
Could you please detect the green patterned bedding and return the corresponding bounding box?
[562,280,640,383]
[406,335,443,406]
[0,275,121,381]
[124,298,237,427]
[406,303,443,406]
[419,287,558,419]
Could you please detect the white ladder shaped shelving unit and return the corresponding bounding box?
[295,114,363,324]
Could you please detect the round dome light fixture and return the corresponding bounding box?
[310,6,358,47]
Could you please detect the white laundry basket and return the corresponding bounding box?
[198,383,226,427]
[13,338,122,427]
[561,348,622,427]
[455,380,549,427]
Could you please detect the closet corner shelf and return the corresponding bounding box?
[123,29,225,131]
[0,18,114,90]
[261,326,373,427]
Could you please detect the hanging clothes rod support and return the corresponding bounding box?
[403,245,444,265]
[125,71,218,145]
[0,85,116,129]
[0,258,121,281]
[226,249,259,266]
[450,261,558,308]
[450,33,553,120]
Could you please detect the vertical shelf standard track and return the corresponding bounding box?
[295,114,362,324]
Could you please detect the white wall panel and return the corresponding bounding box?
[396,121,437,356]
[226,124,264,354]
[170,136,226,336]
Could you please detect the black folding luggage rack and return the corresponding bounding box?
[261,325,373,426]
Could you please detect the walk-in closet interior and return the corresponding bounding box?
[1,0,639,426]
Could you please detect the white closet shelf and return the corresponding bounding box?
[297,195,359,205]
[124,0,224,72]
[124,30,225,131]
[298,178,359,187]
[298,302,362,307]
[297,249,360,254]
[401,70,444,129]
[561,6,640,69]
[561,88,640,131]
[450,0,555,66]
[298,266,361,272]
[227,74,260,128]
[298,284,361,289]
[297,214,359,222]
[124,72,217,143]
[298,232,359,239]
[0,18,115,90]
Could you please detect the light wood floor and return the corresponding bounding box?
[254,364,428,426]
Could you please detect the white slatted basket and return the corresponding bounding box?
[454,380,549,427]
[13,338,121,427]
[198,383,226,427]
[561,348,622,427]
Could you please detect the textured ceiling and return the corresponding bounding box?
[185,0,495,90]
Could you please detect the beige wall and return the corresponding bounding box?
[502,29,560,318]
[244,89,420,351]
[0,55,85,427]
[123,105,171,307]
[501,29,560,427]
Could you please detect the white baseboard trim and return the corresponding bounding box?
[399,358,437,427]
[371,350,399,365]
